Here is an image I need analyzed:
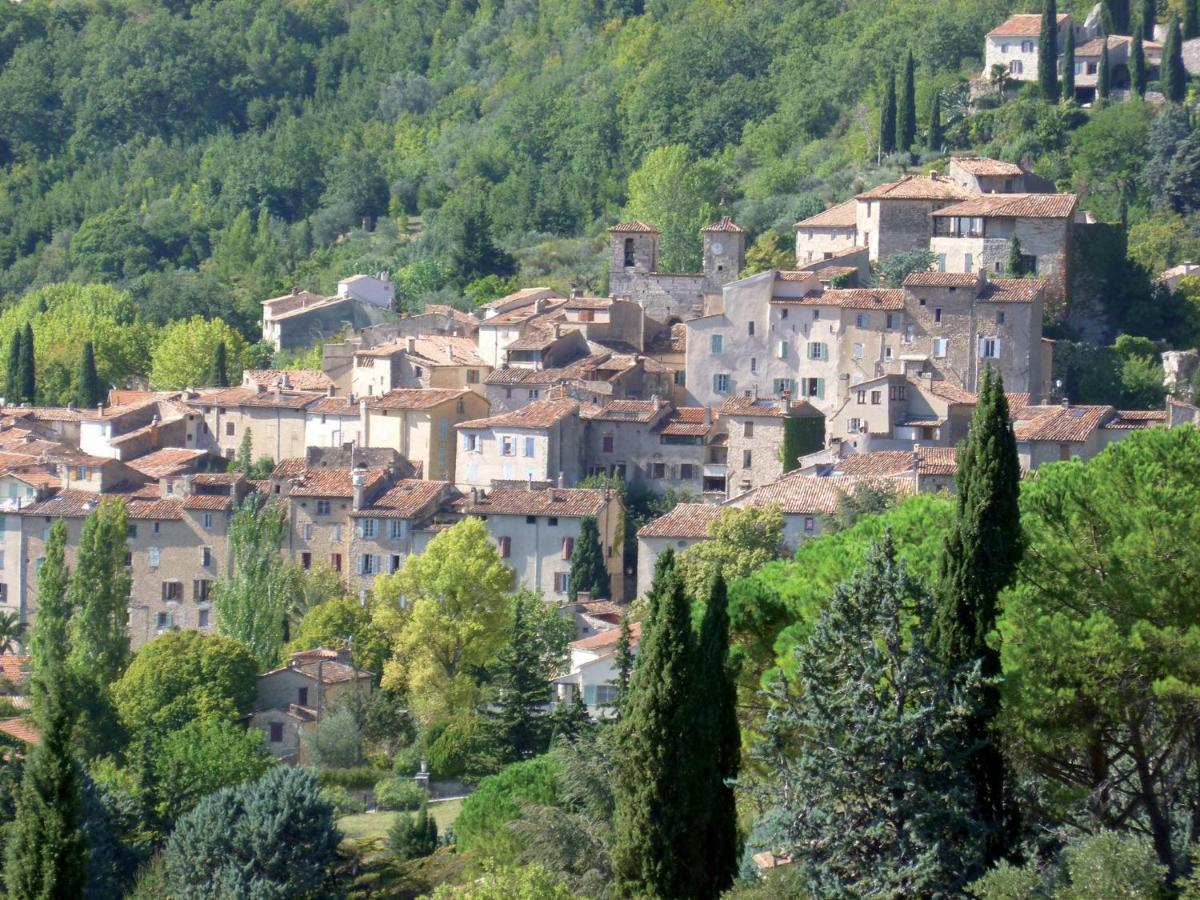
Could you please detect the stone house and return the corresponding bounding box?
[805,446,959,494]
[187,385,322,462]
[634,503,723,598]
[1072,34,1162,103]
[304,393,364,451]
[852,175,975,261]
[336,273,394,309]
[501,327,592,370]
[929,193,1077,280]
[362,388,489,483]
[1010,401,1165,468]
[477,296,573,368]
[826,374,976,450]
[983,13,1077,84]
[455,399,585,489]
[719,395,825,498]
[251,647,373,763]
[451,486,625,601]
[793,200,859,266]
[350,336,490,398]
[484,351,674,414]
[261,288,390,351]
[947,157,1029,194]
[347,479,455,593]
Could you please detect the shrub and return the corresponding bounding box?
[315,766,379,790]
[389,803,439,861]
[320,785,364,818]
[393,745,423,777]
[374,777,426,811]
[455,756,561,864]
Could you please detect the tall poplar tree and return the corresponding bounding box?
[612,572,701,899]
[611,615,634,716]
[879,71,897,155]
[930,367,1023,866]
[1164,17,1188,102]
[1097,38,1111,100]
[17,323,35,406]
[29,520,71,729]
[897,50,916,152]
[207,340,229,388]
[568,516,609,600]
[75,341,103,409]
[1038,0,1060,102]
[5,331,19,405]
[1062,24,1076,100]
[927,90,943,151]
[695,575,738,897]
[1142,0,1156,39]
[1131,30,1146,97]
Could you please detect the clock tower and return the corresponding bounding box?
[702,217,747,291]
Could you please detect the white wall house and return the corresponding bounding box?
[337,274,394,309]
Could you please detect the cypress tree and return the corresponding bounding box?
[879,71,897,155]
[17,323,35,406]
[568,516,610,600]
[1131,30,1146,97]
[233,429,253,474]
[612,572,701,899]
[1062,24,1076,100]
[29,520,71,729]
[1097,38,1111,100]
[1007,236,1024,277]
[75,341,103,409]
[927,90,943,151]
[207,341,229,388]
[897,50,916,152]
[1142,0,1156,39]
[612,614,634,715]
[1038,0,1060,102]
[1187,0,1199,40]
[695,575,739,897]
[1165,16,1188,102]
[4,331,19,405]
[1104,0,1130,33]
[930,367,1023,867]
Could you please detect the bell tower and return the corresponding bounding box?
[702,217,747,290]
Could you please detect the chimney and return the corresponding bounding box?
[527,472,533,491]
[67,401,75,411]
[280,372,291,390]
[570,286,581,300]
[255,382,267,394]
[703,408,712,427]
[406,336,416,354]
[651,392,661,409]
[554,323,562,339]
[778,388,791,413]
[327,383,336,398]
[291,285,301,296]
[347,392,355,405]
[352,471,366,511]
[470,486,478,504]
[557,471,565,488]
[1061,396,1070,408]
[97,403,104,416]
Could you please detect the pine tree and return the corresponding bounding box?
[207,341,229,388]
[930,367,1023,866]
[492,593,555,761]
[879,71,897,155]
[1131,30,1146,97]
[897,50,916,152]
[1142,0,1156,39]
[5,331,20,405]
[1039,0,1060,102]
[75,341,103,409]
[1062,24,1076,100]
[568,516,609,600]
[927,90,943,152]
[29,520,71,729]
[1186,0,1199,40]
[1007,236,1024,277]
[1165,17,1188,102]
[695,575,739,897]
[1097,38,1111,100]
[389,802,439,861]
[17,323,35,406]
[612,572,702,899]
[233,429,253,474]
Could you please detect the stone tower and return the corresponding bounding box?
[608,221,660,297]
[702,217,747,291]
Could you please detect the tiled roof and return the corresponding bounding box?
[242,369,332,391]
[278,659,373,684]
[570,622,643,651]
[505,328,570,351]
[19,490,108,518]
[366,388,473,411]
[188,387,321,411]
[562,297,612,310]
[914,378,976,405]
[719,395,798,418]
[585,400,664,423]
[458,399,578,430]
[932,193,1077,219]
[1011,404,1115,442]
[356,336,485,367]
[482,299,570,327]
[305,396,360,416]
[261,289,327,313]
[733,473,915,514]
[856,175,974,201]
[652,407,715,437]
[125,497,186,521]
[0,655,29,684]
[1106,410,1167,430]
[794,199,858,229]
[949,157,1024,176]
[980,278,1045,303]
[827,447,958,478]
[0,717,39,745]
[987,13,1069,37]
[288,467,388,498]
[354,480,449,518]
[636,503,723,539]
[1076,35,1143,56]
[776,270,820,282]
[127,448,208,478]
[775,289,906,310]
[702,216,746,233]
[183,494,236,512]
[904,272,981,288]
[456,487,610,518]
[608,221,660,233]
[480,287,561,310]
[1,406,87,422]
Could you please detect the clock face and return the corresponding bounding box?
[711,241,724,255]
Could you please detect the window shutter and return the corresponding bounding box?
[563,537,574,560]
[816,378,825,399]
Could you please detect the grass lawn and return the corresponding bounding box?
[339,798,465,846]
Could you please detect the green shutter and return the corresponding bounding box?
[816,378,825,399]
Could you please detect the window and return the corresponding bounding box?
[390,555,402,573]
[1010,59,1023,74]
[852,342,864,360]
[980,337,1001,359]
[269,723,283,743]
[152,521,161,535]
[202,512,213,530]
[554,572,570,594]
[298,687,309,706]
[885,346,893,360]
[748,321,755,336]
[526,515,536,524]
[462,433,480,452]
[224,421,235,437]
[780,308,789,319]
[148,547,160,568]
[680,464,694,479]
[562,537,574,560]
[934,307,942,323]
[743,421,753,438]
[467,369,480,384]
[198,609,209,628]
[857,390,866,405]
[932,337,949,358]
[1001,42,1009,53]
[996,311,1006,325]
[807,342,827,361]
[812,309,820,320]
[301,552,312,570]
[0,551,4,571]
[156,612,169,630]
[161,581,182,602]
[330,553,342,572]
[623,237,635,267]
[750,357,757,373]
[710,334,725,354]
[389,520,407,540]
[1021,40,1033,52]
[498,537,511,558]
[528,389,540,400]
[848,417,861,433]
[501,435,515,456]
[886,313,899,329]
[193,579,211,601]
[316,500,331,516]
[964,252,974,273]
[127,524,138,539]
[937,254,947,272]
[742,449,752,469]
[772,378,796,396]
[413,365,423,380]
[548,517,558,526]
[776,340,788,359]
[358,554,378,575]
[904,325,916,344]
[870,390,882,405]
[332,524,342,542]
[889,383,907,401]
[713,374,730,394]
[302,523,313,541]
[804,517,816,533]
[201,546,212,567]
[855,313,868,328]
[799,378,825,399]
[651,462,666,479]
[358,518,377,539]
[1059,444,1072,461]
[602,435,614,453]
[523,436,535,458]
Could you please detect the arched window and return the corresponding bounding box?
[623,237,635,267]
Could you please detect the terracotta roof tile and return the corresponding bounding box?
[827,447,958,478]
[456,487,610,518]
[127,448,208,478]
[932,193,1077,219]
[719,396,795,418]
[987,13,1070,37]
[608,221,660,233]
[949,157,1025,176]
[242,369,332,391]
[354,480,449,518]
[585,400,664,423]
[183,494,235,512]
[356,336,485,367]
[774,289,906,310]
[856,175,974,201]
[702,216,746,233]
[125,497,186,520]
[286,467,388,498]
[187,387,321,411]
[458,399,578,430]
[366,388,474,411]
[305,396,360,416]
[1011,404,1115,442]
[732,473,915,514]
[904,272,982,288]
[570,622,642,651]
[636,503,722,538]
[794,199,858,229]
[652,407,715,437]
[980,278,1045,303]
[0,655,29,684]
[0,717,39,745]
[913,378,977,405]
[1106,410,1167,430]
